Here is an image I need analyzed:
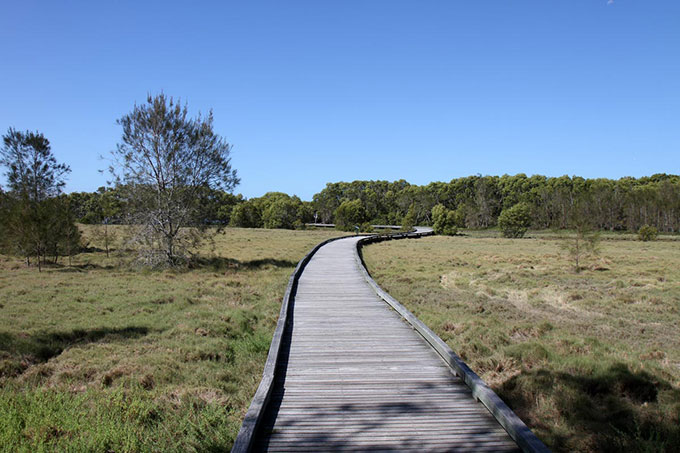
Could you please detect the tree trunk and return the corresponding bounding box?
[166,234,174,265]
[104,223,110,258]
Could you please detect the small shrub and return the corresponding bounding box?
[359,222,374,233]
[560,220,601,273]
[638,225,658,242]
[498,202,532,238]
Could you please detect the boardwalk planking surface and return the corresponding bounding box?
[253,237,521,452]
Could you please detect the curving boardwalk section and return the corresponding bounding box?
[249,236,522,452]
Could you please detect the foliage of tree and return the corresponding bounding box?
[334,199,367,231]
[401,203,417,231]
[45,196,82,266]
[262,196,302,229]
[229,201,261,228]
[0,188,7,241]
[498,202,532,238]
[638,225,658,242]
[228,192,311,229]
[0,128,70,201]
[431,204,458,236]
[0,128,78,270]
[109,94,238,266]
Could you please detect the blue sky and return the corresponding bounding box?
[1,1,678,200]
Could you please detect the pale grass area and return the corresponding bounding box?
[0,226,344,451]
[363,234,680,452]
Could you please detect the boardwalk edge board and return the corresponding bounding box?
[231,234,353,453]
[355,231,551,453]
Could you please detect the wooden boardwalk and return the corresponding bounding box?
[251,236,522,452]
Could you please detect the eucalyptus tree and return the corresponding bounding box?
[110,93,239,266]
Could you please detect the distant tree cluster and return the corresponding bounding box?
[229,192,313,230]
[65,174,680,241]
[311,175,680,233]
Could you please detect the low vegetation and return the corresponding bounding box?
[0,226,343,451]
[363,231,680,452]
[639,225,659,242]
[498,202,532,238]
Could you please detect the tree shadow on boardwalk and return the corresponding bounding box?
[251,296,520,452]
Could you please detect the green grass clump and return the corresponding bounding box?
[0,226,343,452]
[363,234,680,453]
[638,225,659,242]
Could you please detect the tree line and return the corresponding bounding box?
[311,175,680,233]
[64,174,680,235]
[2,94,678,270]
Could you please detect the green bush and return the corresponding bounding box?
[359,222,374,233]
[401,204,417,231]
[638,225,658,241]
[431,204,458,236]
[498,202,532,238]
[262,198,299,229]
[334,199,367,231]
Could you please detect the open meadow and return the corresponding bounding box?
[363,232,680,452]
[0,226,343,452]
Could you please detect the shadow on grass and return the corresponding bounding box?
[497,363,680,452]
[0,326,150,377]
[79,246,109,254]
[33,256,296,273]
[51,262,117,272]
[192,257,297,272]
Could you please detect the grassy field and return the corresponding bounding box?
[0,226,343,452]
[363,231,680,453]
